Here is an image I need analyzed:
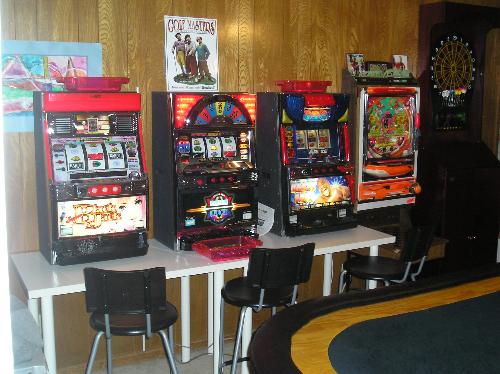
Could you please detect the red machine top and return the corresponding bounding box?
[42,92,141,112]
[275,80,331,93]
[56,77,130,92]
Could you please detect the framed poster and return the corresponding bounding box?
[1,40,102,132]
[164,16,219,92]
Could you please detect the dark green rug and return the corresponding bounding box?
[329,291,500,374]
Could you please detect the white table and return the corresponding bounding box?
[10,226,394,374]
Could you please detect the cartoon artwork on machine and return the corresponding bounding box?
[152,92,261,259]
[257,81,357,237]
[33,77,149,265]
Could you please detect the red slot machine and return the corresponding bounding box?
[34,77,149,265]
[257,81,357,236]
[152,92,260,256]
[342,71,421,214]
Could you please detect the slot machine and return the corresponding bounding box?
[257,81,357,236]
[342,71,421,218]
[152,92,259,252]
[34,77,149,265]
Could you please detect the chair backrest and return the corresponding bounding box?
[246,243,315,289]
[400,225,436,263]
[84,267,167,315]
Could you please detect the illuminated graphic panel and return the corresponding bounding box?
[182,189,254,227]
[290,176,351,211]
[366,96,414,159]
[57,195,147,238]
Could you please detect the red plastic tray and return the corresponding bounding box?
[192,236,262,262]
[275,80,331,93]
[56,77,130,92]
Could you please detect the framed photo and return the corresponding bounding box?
[346,53,364,76]
[164,16,219,92]
[392,55,408,70]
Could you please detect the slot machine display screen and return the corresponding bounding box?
[50,136,141,182]
[180,189,255,229]
[365,96,414,159]
[176,132,251,163]
[57,195,147,238]
[294,127,341,162]
[289,176,351,211]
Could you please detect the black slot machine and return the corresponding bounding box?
[257,80,357,236]
[342,70,421,234]
[34,77,149,265]
[152,92,259,251]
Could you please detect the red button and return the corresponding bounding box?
[197,179,203,186]
[219,177,225,183]
[210,177,217,183]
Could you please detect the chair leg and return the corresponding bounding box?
[218,298,225,374]
[344,273,352,293]
[159,330,178,374]
[85,331,104,374]
[105,335,112,374]
[338,269,347,294]
[230,307,247,374]
[271,307,277,316]
[168,325,175,358]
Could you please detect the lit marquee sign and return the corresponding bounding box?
[186,191,250,224]
[57,195,147,238]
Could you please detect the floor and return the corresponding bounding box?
[94,343,240,374]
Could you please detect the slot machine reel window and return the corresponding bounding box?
[51,136,141,182]
[179,189,255,229]
[364,95,415,160]
[290,176,351,211]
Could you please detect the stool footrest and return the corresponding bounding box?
[222,357,250,367]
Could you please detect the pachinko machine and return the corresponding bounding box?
[34,77,149,265]
[257,80,357,236]
[342,71,421,213]
[152,92,261,257]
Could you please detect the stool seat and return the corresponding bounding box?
[222,278,294,308]
[344,256,407,280]
[90,304,178,336]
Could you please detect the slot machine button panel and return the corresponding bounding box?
[87,184,122,196]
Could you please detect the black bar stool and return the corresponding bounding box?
[219,243,315,374]
[339,225,436,293]
[83,267,178,374]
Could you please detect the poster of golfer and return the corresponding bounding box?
[164,16,218,92]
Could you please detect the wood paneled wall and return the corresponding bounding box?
[2,0,498,371]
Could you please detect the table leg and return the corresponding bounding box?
[28,298,40,326]
[368,245,379,289]
[181,276,190,363]
[322,253,333,296]
[41,296,56,374]
[212,270,224,374]
[207,272,213,354]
